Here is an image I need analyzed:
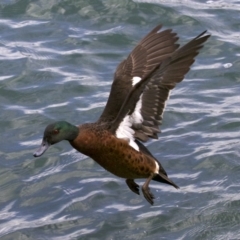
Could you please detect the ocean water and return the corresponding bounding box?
[0,0,240,239]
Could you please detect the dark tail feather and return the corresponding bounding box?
[153,171,179,189]
[136,140,179,189]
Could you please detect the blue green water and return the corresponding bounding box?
[1,0,240,239]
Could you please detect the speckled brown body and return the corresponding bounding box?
[70,123,157,179]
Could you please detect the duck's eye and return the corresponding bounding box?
[52,129,59,134]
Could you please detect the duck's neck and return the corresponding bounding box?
[61,121,79,141]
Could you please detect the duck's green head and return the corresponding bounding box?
[33,121,79,157]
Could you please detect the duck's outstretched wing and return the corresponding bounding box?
[98,24,179,123]
[109,31,210,150]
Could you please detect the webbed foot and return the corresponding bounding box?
[142,173,155,205]
[142,185,155,205]
[126,179,140,195]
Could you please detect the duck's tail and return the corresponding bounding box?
[135,140,179,189]
[153,171,179,189]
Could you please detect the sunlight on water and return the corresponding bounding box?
[0,19,49,28]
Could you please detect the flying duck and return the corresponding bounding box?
[33,24,210,205]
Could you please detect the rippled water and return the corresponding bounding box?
[1,0,240,239]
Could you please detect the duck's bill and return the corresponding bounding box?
[33,141,50,157]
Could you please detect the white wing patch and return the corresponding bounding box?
[132,76,141,86]
[131,94,143,125]
[116,116,139,151]
[115,93,144,152]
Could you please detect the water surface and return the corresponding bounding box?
[0,0,240,239]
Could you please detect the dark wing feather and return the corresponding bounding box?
[110,31,210,139]
[98,24,179,123]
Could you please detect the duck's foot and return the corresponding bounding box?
[126,179,140,195]
[142,174,155,205]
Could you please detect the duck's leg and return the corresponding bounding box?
[142,173,155,205]
[126,179,140,195]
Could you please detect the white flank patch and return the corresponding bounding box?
[132,76,141,86]
[154,161,159,174]
[115,94,144,152]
